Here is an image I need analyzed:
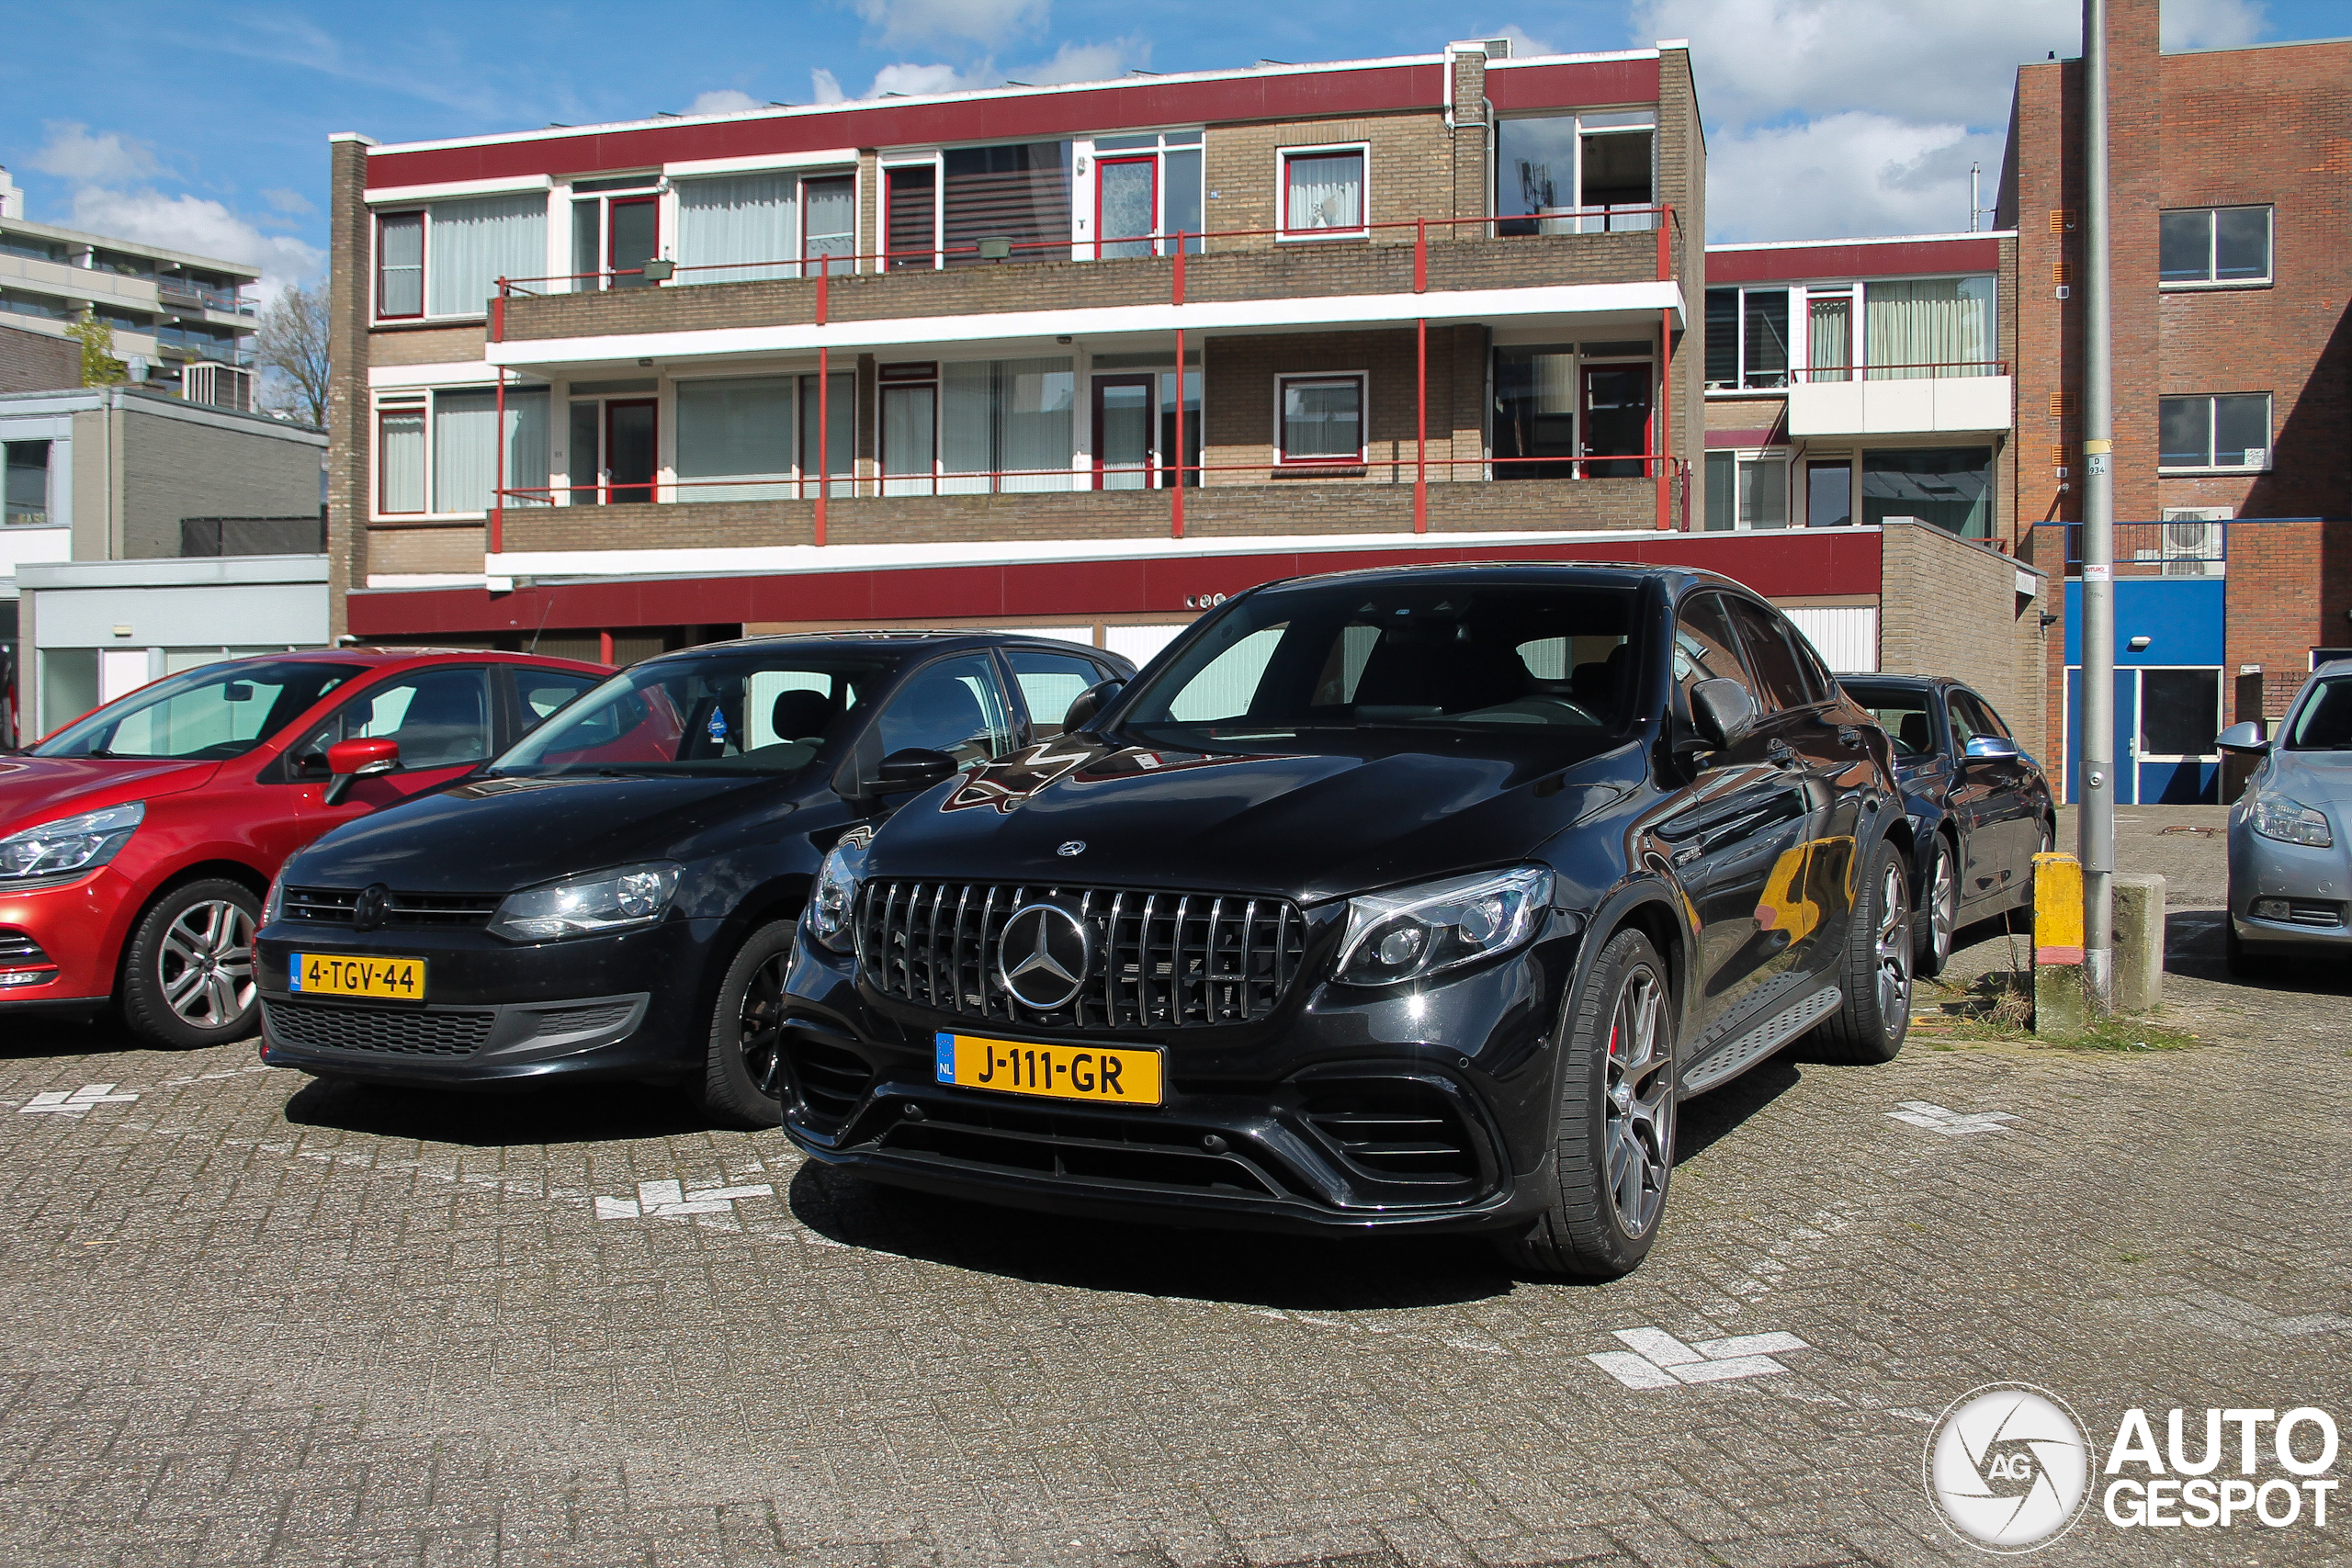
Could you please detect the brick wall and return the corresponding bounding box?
[371,324,486,367]
[327,136,374,638]
[118,405,322,558]
[368,524,484,576]
[2227,519,2352,721]
[487,475,1659,555]
[0,321,77,394]
[1202,327,1485,479]
[1657,47,1706,532]
[1878,520,2051,759]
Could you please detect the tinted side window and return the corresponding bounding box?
[294,667,493,772]
[1673,592,1756,708]
[875,655,1015,766]
[1946,693,1989,750]
[1955,690,2011,739]
[514,668,602,731]
[1724,597,1816,711]
[1007,649,1109,739]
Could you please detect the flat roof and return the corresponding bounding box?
[0,214,261,282]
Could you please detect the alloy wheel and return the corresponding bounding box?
[1601,963,1674,1237]
[1929,846,1958,968]
[1875,858,1913,1022]
[736,953,790,1100]
[158,899,255,1030]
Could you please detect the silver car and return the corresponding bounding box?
[2220,657,2352,973]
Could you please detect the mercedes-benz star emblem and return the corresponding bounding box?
[998,903,1091,1010]
[1057,840,1086,857]
[352,883,390,933]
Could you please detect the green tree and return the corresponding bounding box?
[65,309,127,387]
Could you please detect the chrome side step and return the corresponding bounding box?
[1681,985,1842,1096]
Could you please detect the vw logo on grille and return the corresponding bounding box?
[352,883,391,933]
[1057,840,1086,857]
[998,902,1091,1010]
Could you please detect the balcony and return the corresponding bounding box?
[1784,363,2012,438]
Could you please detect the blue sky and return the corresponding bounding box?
[1,0,2341,298]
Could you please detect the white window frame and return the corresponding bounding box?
[371,209,426,323]
[2157,391,2273,474]
[2158,204,2273,290]
[368,387,553,522]
[1276,143,1370,242]
[1704,446,1793,530]
[1704,284,1792,393]
[1272,370,1368,466]
[563,175,667,294]
[1073,129,1204,258]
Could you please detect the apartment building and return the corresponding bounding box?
[1998,0,2350,802]
[0,166,261,412]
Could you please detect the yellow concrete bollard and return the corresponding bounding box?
[2032,851,2086,1033]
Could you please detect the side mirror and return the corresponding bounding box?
[322,736,399,805]
[2216,720,2267,754]
[1062,678,1125,733]
[1962,734,2022,761]
[875,747,957,795]
[1687,678,1757,753]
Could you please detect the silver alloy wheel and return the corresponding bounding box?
[1601,963,1674,1237]
[1875,858,1913,1022]
[1929,843,1958,968]
[158,898,256,1030]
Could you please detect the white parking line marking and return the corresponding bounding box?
[594,1178,775,1221]
[1887,1100,2018,1135]
[1587,1326,1809,1389]
[19,1084,141,1115]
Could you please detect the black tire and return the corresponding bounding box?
[696,919,797,1129]
[1496,927,1678,1280]
[119,877,261,1050]
[1915,833,1958,977]
[1810,838,1912,1065]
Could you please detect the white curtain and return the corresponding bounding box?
[999,357,1073,492]
[433,389,548,513]
[1284,152,1363,232]
[676,377,793,502]
[427,194,548,317]
[940,361,993,493]
[379,410,425,513]
[1864,276,1993,380]
[675,175,796,283]
[880,384,936,496]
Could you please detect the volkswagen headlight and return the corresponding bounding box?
[808,826,872,953]
[2251,792,2333,849]
[0,801,144,884]
[1335,866,1555,987]
[261,872,286,925]
[488,863,681,942]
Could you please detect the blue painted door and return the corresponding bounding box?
[2064,667,2139,805]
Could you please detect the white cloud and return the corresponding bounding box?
[2160,0,2266,51]
[261,186,315,215]
[28,122,161,184]
[67,187,323,302]
[868,61,991,96]
[685,87,763,116]
[1705,112,2003,242]
[1015,38,1147,85]
[852,0,1047,49]
[1635,0,2078,129]
[809,67,847,104]
[1481,24,1559,58]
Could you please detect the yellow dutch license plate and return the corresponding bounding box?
[934,1032,1163,1106]
[288,953,427,1001]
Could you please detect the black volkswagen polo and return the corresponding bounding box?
[780,565,1915,1279]
[253,632,1132,1125]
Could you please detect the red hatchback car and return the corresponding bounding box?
[0,648,609,1048]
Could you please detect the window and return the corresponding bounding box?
[2159,206,2271,287]
[1704,287,1788,389]
[1703,451,1789,530]
[1724,597,1820,710]
[1860,447,1993,537]
[34,660,363,761]
[1280,148,1365,238]
[2140,669,2221,760]
[1806,460,1853,528]
[674,173,797,283]
[1495,112,1655,233]
[375,211,424,319]
[675,376,794,502]
[1946,691,1997,750]
[378,404,426,514]
[1806,291,1852,381]
[1864,276,1994,379]
[886,164,937,269]
[2159,394,2270,471]
[942,357,1075,492]
[376,389,550,517]
[1494,347,1577,479]
[296,667,494,772]
[879,362,939,494]
[944,142,1070,265]
[1276,374,1364,465]
[875,655,1014,767]
[1007,649,1108,738]
[1671,592,1756,708]
[1087,130,1203,257]
[798,370,856,497]
[5,440,50,525]
[515,669,603,728]
[802,175,856,268]
[571,176,661,291]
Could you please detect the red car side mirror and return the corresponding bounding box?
[322,737,400,804]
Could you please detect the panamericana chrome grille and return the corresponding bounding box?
[856,881,1306,1031]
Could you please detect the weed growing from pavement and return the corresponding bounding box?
[1914,967,2199,1052]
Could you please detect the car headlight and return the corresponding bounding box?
[0,801,145,884]
[2250,792,2333,849]
[1335,866,1555,987]
[261,873,286,925]
[488,862,681,942]
[808,826,873,953]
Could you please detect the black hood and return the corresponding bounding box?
[865,735,1642,904]
[285,773,808,894]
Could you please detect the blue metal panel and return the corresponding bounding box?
[2062,578,2226,666]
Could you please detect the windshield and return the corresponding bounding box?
[1843,686,1936,759]
[1117,581,1643,746]
[33,660,366,761]
[2286,675,2352,750]
[489,649,886,777]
